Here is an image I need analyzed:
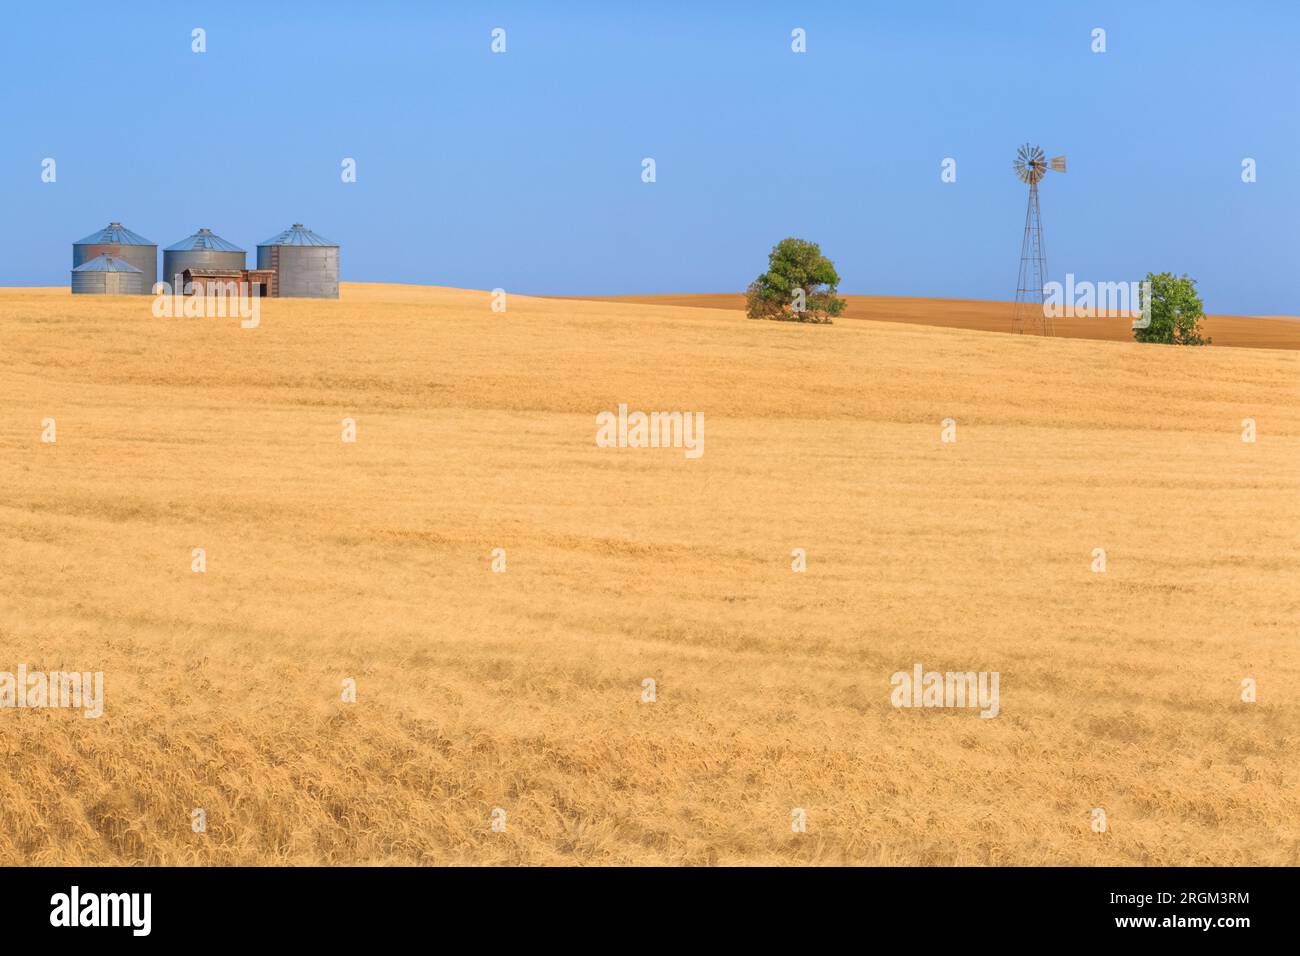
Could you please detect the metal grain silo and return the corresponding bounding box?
[71,255,146,295]
[162,229,246,288]
[257,224,339,298]
[72,222,157,293]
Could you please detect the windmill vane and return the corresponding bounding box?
[1011,142,1067,336]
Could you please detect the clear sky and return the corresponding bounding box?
[1,1,1296,313]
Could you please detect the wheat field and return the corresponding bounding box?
[556,293,1300,350]
[0,283,1296,865]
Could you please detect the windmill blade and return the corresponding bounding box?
[1050,155,1067,173]
[1013,144,1050,183]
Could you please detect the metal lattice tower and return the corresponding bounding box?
[1011,144,1066,335]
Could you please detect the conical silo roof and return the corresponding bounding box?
[74,222,155,246]
[164,228,244,253]
[72,254,144,273]
[258,223,337,247]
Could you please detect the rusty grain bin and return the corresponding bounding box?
[256,224,338,299]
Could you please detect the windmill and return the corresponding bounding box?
[1011,144,1066,335]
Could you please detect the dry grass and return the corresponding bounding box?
[0,283,1296,865]
[555,292,1300,350]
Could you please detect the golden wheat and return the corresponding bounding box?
[0,284,1296,865]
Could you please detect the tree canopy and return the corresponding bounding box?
[746,238,846,324]
[1134,272,1210,345]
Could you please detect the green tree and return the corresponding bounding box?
[1134,272,1210,345]
[746,238,846,324]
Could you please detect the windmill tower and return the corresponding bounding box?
[1011,144,1066,335]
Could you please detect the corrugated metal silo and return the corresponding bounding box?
[163,229,246,289]
[73,222,157,293]
[71,255,146,295]
[257,224,339,298]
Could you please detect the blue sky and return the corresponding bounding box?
[1,1,1296,312]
